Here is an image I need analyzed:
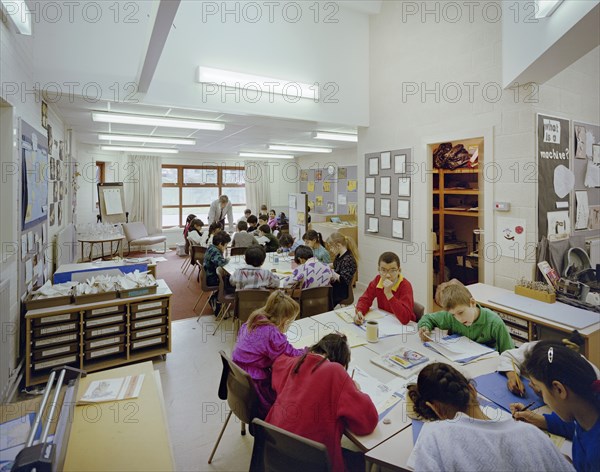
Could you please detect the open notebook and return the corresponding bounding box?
[424,334,496,364]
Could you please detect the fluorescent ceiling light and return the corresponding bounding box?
[269,144,332,153]
[535,0,564,18]
[197,66,319,101]
[313,132,358,143]
[239,152,294,160]
[92,112,224,131]
[101,146,178,154]
[98,134,195,145]
[1,0,32,35]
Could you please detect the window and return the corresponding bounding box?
[161,165,246,228]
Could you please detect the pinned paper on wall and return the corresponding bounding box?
[307,182,315,192]
[368,217,379,233]
[497,217,527,261]
[25,259,33,284]
[366,198,375,215]
[553,165,574,198]
[547,211,570,241]
[585,160,600,188]
[21,234,27,259]
[338,194,347,205]
[588,205,600,230]
[327,202,335,213]
[381,199,391,217]
[395,154,406,174]
[380,177,391,195]
[316,196,323,207]
[323,181,331,192]
[398,177,411,197]
[380,152,391,170]
[347,203,357,215]
[366,178,375,194]
[397,200,410,219]
[575,191,590,230]
[347,180,357,192]
[593,144,600,164]
[369,157,379,175]
[575,125,587,159]
[392,220,404,239]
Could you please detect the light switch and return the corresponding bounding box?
[494,202,510,211]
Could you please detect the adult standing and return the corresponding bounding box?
[208,195,234,232]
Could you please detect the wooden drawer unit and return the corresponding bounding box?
[25,279,173,386]
[32,342,79,361]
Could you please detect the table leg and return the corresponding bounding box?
[118,240,123,258]
[89,242,94,261]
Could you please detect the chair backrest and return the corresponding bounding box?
[199,264,219,291]
[216,267,234,303]
[299,286,332,319]
[230,246,246,256]
[249,418,331,472]
[234,289,271,324]
[217,351,259,426]
[189,239,207,266]
[122,222,148,241]
[413,302,425,321]
[338,272,357,306]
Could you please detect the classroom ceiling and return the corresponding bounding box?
[34,1,383,157]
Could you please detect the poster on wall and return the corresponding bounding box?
[537,114,570,240]
[497,217,527,260]
[21,120,49,230]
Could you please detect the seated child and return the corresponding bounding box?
[512,342,600,472]
[418,283,514,353]
[203,231,230,288]
[230,246,281,290]
[281,245,332,290]
[406,362,574,472]
[232,291,306,417]
[267,209,278,231]
[186,218,204,246]
[303,230,330,264]
[231,221,258,248]
[257,224,280,253]
[246,214,259,233]
[355,252,415,325]
[238,208,252,223]
[255,215,268,234]
[267,334,378,472]
[327,232,358,307]
[183,213,197,254]
[277,212,288,226]
[202,222,222,247]
[277,233,295,255]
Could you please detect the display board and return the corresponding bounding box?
[288,193,308,241]
[299,165,358,215]
[98,183,127,224]
[572,121,600,238]
[363,148,413,241]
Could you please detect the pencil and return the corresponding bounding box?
[520,401,536,412]
[511,359,525,397]
[351,368,355,379]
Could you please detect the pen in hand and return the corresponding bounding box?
[512,400,535,419]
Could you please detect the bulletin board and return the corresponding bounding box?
[363,148,413,242]
[299,165,358,215]
[572,121,600,238]
[537,114,571,241]
[288,193,308,240]
[98,182,127,224]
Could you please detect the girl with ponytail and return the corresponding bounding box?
[406,362,573,471]
[303,230,330,264]
[326,232,359,307]
[513,341,600,472]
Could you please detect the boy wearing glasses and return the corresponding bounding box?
[354,252,415,325]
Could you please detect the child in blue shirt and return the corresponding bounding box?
[513,341,600,472]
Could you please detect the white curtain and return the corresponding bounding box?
[127,155,162,234]
[244,161,270,214]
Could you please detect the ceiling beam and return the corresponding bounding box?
[138,0,181,94]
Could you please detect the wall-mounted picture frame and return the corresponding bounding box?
[380,151,391,170]
[398,177,411,197]
[368,217,379,233]
[338,167,347,179]
[381,176,391,195]
[381,198,391,217]
[366,197,375,215]
[369,157,379,175]
[392,220,404,239]
[366,178,375,194]
[395,154,406,174]
[397,200,410,219]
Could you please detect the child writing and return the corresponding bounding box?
[231,220,258,248]
[303,230,330,264]
[256,224,280,253]
[232,291,306,417]
[267,333,378,472]
[418,283,514,353]
[512,342,600,472]
[281,245,332,290]
[326,232,358,307]
[230,246,281,290]
[406,362,574,472]
[277,233,295,255]
[186,218,204,246]
[354,252,415,325]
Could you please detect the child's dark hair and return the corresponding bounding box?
[279,233,294,247]
[407,363,474,421]
[244,208,252,215]
[562,330,585,352]
[523,341,600,409]
[212,231,231,246]
[190,218,204,229]
[208,222,221,235]
[185,214,197,225]
[378,251,400,267]
[293,333,351,374]
[237,220,248,231]
[258,214,268,222]
[259,224,271,234]
[245,246,266,267]
[304,230,325,247]
[294,245,313,263]
[247,215,258,225]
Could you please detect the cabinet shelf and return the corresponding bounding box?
[444,210,480,217]
[432,168,478,174]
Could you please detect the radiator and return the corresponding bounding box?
[586,238,600,267]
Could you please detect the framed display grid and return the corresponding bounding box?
[363,148,413,241]
[299,165,358,215]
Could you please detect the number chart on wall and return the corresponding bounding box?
[364,148,413,241]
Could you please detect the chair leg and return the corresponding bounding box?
[207,410,232,464]
[194,291,213,319]
[211,303,231,335]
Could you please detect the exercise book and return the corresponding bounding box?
[474,371,544,413]
[424,334,496,364]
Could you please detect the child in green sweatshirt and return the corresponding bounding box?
[418,283,514,353]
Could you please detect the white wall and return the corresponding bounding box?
[502,1,599,87]
[296,147,358,170]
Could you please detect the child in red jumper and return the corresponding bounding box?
[354,251,415,325]
[267,334,378,472]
